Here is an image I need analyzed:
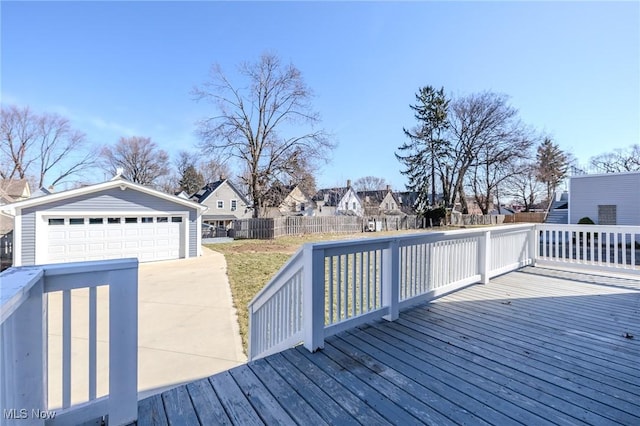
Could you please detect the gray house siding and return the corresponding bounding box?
[20,211,36,265]
[20,187,200,261]
[569,173,640,225]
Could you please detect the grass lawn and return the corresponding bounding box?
[206,228,454,354]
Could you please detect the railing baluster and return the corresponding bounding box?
[89,286,97,401]
[359,252,363,316]
[337,255,342,321]
[63,289,72,408]
[328,256,334,324]
[632,232,636,268]
[351,253,356,317]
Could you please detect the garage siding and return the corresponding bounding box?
[20,187,200,263]
[570,173,640,225]
[20,211,36,265]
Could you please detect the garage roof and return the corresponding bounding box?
[1,178,208,214]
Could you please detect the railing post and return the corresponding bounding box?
[303,245,325,352]
[530,225,538,266]
[107,264,138,425]
[1,272,47,426]
[383,239,399,321]
[480,230,491,284]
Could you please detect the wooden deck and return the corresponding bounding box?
[136,266,640,425]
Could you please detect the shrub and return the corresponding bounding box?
[577,217,595,225]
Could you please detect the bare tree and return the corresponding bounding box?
[101,136,170,186]
[503,161,545,212]
[353,176,388,192]
[193,53,334,217]
[590,144,640,173]
[199,156,233,183]
[457,92,534,214]
[1,105,95,188]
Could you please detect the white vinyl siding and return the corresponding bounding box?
[570,172,640,225]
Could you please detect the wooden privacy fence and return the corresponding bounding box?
[451,214,506,226]
[508,212,546,223]
[233,215,426,239]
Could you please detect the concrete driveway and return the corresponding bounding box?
[47,246,246,407]
[136,246,246,398]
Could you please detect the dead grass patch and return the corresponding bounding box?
[207,227,457,353]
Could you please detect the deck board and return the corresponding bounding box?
[137,266,640,425]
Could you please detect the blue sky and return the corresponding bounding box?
[2,1,639,190]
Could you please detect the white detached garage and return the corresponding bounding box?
[3,178,207,266]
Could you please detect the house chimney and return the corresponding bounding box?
[386,185,391,192]
[347,179,351,188]
[219,174,225,181]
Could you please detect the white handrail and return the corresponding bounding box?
[0,259,138,426]
[248,224,535,360]
[537,224,640,273]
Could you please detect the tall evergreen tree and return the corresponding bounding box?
[178,164,205,195]
[396,86,449,215]
[535,138,568,203]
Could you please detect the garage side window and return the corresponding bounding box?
[89,218,103,224]
[157,217,168,223]
[69,218,85,225]
[48,218,65,225]
[171,217,183,223]
[125,217,138,224]
[108,218,121,224]
[141,217,153,223]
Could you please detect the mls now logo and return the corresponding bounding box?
[4,408,56,420]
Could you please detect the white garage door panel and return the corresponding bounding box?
[45,217,183,264]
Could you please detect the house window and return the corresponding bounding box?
[385,202,389,209]
[217,200,224,209]
[48,218,65,225]
[69,218,85,225]
[352,202,356,210]
[392,203,395,209]
[231,200,237,211]
[300,203,305,211]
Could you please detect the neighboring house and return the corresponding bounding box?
[0,179,32,268]
[490,205,516,215]
[262,184,315,217]
[358,187,402,216]
[1,177,207,266]
[569,171,640,225]
[0,178,31,203]
[192,179,252,228]
[314,181,363,216]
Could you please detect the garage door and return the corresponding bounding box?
[45,215,184,263]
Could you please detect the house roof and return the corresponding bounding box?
[358,190,400,207]
[313,186,361,207]
[0,179,30,199]
[192,180,250,206]
[0,178,207,214]
[263,183,314,208]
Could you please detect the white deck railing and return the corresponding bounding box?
[248,224,536,360]
[537,224,640,273]
[0,259,138,426]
